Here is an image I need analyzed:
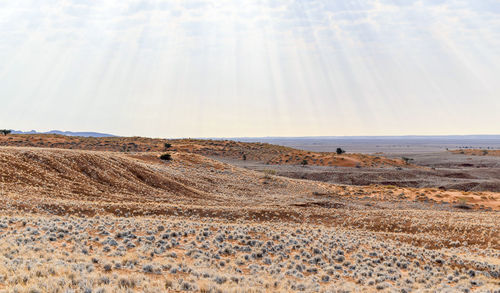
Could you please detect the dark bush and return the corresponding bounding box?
[454,203,472,210]
[0,129,11,136]
[402,157,413,164]
[160,153,172,161]
[336,148,345,155]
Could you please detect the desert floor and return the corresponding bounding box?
[0,137,499,292]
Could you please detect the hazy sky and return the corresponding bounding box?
[1,0,499,137]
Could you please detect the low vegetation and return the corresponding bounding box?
[160,153,172,161]
[450,148,500,157]
[402,157,414,164]
[0,140,498,291]
[0,211,498,292]
[0,129,11,136]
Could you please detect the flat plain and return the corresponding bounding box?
[0,135,499,292]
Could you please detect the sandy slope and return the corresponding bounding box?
[0,134,408,168]
[0,146,497,213]
[0,146,337,215]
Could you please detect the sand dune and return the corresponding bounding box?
[0,146,339,216]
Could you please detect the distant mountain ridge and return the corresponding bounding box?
[227,135,500,140]
[11,130,116,137]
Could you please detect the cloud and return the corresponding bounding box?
[0,0,499,137]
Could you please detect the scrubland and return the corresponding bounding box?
[0,144,498,292]
[0,215,499,292]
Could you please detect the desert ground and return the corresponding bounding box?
[222,136,500,193]
[224,151,500,193]
[0,135,499,292]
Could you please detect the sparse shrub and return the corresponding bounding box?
[0,129,11,136]
[103,264,112,272]
[214,276,227,284]
[454,203,472,210]
[118,278,136,289]
[181,281,193,291]
[98,276,110,285]
[143,264,154,273]
[336,148,345,155]
[402,157,413,164]
[263,169,277,176]
[160,153,172,161]
[301,159,308,166]
[164,143,172,149]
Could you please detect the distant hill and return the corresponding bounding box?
[11,130,116,137]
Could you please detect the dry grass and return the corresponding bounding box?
[0,144,498,292]
[0,214,498,292]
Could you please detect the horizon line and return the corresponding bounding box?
[9,129,500,139]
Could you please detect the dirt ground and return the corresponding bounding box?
[217,150,500,193]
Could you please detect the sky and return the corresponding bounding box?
[1,0,499,138]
